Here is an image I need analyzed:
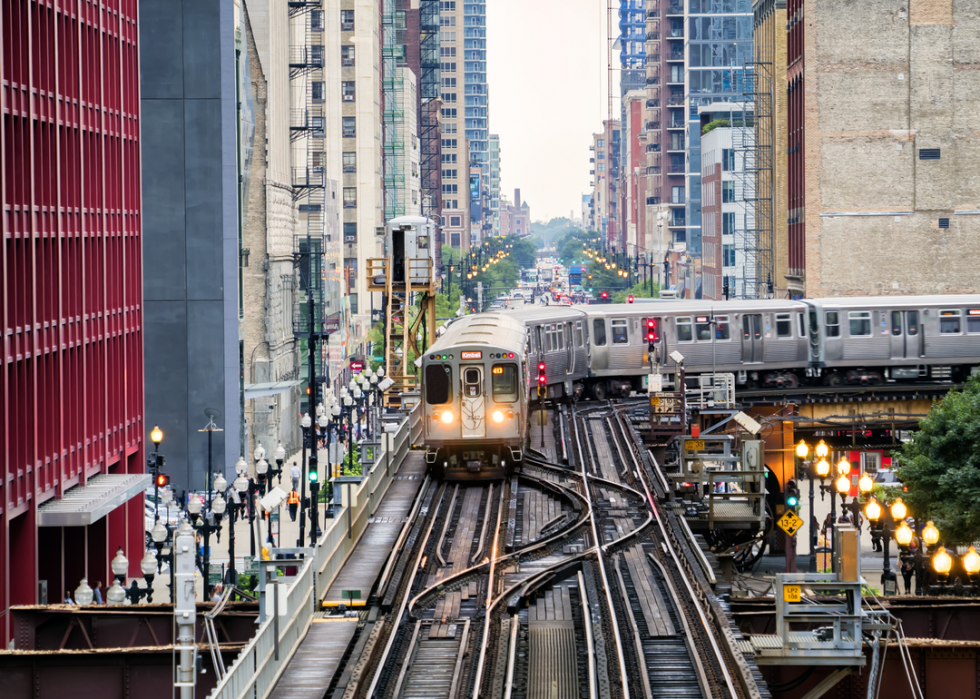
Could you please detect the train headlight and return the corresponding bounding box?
[440,410,454,425]
[492,410,505,423]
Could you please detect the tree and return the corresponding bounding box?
[897,375,980,543]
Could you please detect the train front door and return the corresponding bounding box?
[890,310,921,360]
[460,366,486,438]
[741,314,764,363]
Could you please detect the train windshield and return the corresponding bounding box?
[492,364,519,402]
[425,364,453,404]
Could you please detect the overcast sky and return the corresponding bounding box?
[487,1,620,224]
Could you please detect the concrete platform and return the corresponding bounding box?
[324,452,427,604]
[268,619,357,699]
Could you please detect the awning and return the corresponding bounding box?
[38,474,151,527]
[245,380,302,400]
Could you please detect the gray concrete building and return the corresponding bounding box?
[140,0,241,490]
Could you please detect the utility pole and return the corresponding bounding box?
[301,226,319,548]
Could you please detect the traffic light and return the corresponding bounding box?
[785,480,800,511]
[646,318,658,351]
[309,455,318,481]
[601,291,608,301]
[537,362,547,386]
[627,294,634,304]
[155,473,170,488]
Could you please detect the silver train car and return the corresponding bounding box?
[506,307,591,400]
[421,313,529,480]
[807,295,980,384]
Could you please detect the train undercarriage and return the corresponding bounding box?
[426,443,522,481]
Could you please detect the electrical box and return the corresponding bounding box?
[174,525,197,622]
[835,525,860,583]
[742,440,763,472]
[386,215,436,285]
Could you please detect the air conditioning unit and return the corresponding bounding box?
[343,95,354,102]
[342,59,354,66]
[345,235,357,243]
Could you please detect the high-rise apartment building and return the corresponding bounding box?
[619,0,648,99]
[439,0,470,250]
[489,135,501,236]
[685,0,754,260]
[591,122,621,245]
[644,0,687,283]
[463,1,490,243]
[787,0,980,296]
[340,0,384,349]
[2,0,146,640]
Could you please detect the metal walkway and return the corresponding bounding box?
[325,451,427,604]
[268,619,357,699]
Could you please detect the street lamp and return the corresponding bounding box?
[932,546,953,593]
[273,442,286,483]
[298,412,313,546]
[75,578,95,606]
[865,496,900,595]
[964,546,980,595]
[794,440,818,572]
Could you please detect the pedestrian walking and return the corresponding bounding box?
[901,558,914,594]
[287,488,300,522]
[92,580,104,604]
[211,584,224,603]
[291,461,301,491]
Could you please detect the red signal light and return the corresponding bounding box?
[601,291,608,299]
[155,473,170,487]
[627,295,634,304]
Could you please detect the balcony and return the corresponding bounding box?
[646,99,660,109]
[670,214,686,226]
[646,196,661,206]
[667,96,685,107]
[667,48,684,60]
[646,30,660,42]
[646,166,661,175]
[645,121,661,132]
[667,164,685,174]
[646,76,660,87]
[665,1,684,15]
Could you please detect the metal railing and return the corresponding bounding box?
[208,405,421,699]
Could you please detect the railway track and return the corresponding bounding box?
[342,401,768,699]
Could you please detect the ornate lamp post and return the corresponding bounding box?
[106,547,160,605]
[963,546,980,595]
[932,546,953,594]
[254,443,268,496]
[299,412,312,547]
[273,442,286,484]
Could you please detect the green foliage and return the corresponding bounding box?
[897,375,980,543]
[343,439,362,475]
[701,119,730,135]
[611,280,661,304]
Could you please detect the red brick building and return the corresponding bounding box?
[1,0,146,642]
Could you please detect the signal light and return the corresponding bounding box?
[627,295,634,304]
[537,362,547,388]
[155,473,170,488]
[785,479,800,511]
[601,291,608,300]
[306,387,311,395]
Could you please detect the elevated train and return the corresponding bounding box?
[421,295,980,479]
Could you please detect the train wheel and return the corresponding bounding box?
[592,381,608,401]
[826,372,843,388]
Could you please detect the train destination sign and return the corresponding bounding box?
[461,351,483,359]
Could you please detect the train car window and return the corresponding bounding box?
[907,311,919,335]
[798,314,806,337]
[940,309,962,334]
[776,313,793,338]
[848,311,872,337]
[695,318,712,341]
[492,365,519,401]
[463,367,482,397]
[575,321,584,347]
[557,326,564,350]
[825,312,840,337]
[891,311,903,336]
[677,317,693,342]
[593,319,607,346]
[425,364,452,405]
[612,319,629,344]
[527,329,535,353]
[715,316,731,340]
[967,311,980,334]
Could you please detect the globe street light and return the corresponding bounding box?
[932,546,953,593]
[864,496,900,595]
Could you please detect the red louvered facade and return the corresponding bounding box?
[1,0,144,642]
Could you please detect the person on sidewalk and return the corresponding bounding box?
[291,462,301,491]
[287,488,300,522]
[92,580,104,604]
[901,558,914,595]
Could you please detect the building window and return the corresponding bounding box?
[311,81,324,102]
[440,47,457,57]
[441,30,456,42]
[723,212,735,235]
[671,186,685,204]
[311,9,323,31]
[440,15,456,26]
[441,153,457,163]
[441,108,457,119]
[442,92,457,103]
[450,232,461,247]
[342,81,355,101]
[341,9,354,30]
[723,244,735,267]
[442,169,458,180]
[342,46,354,66]
[450,215,461,226]
[441,77,457,88]
[344,222,357,242]
[597,152,605,160]
[442,184,458,195]
[441,138,457,149]
[597,139,605,147]
[342,117,356,138]
[598,163,605,173]
[441,61,456,72]
[722,180,735,203]
[722,149,734,171]
[441,1,456,10]
[343,187,357,208]
[443,122,457,134]
[349,293,358,314]
[343,152,356,173]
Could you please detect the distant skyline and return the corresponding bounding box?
[487,1,620,223]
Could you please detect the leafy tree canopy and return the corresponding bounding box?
[897,375,980,544]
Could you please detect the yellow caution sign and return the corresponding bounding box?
[685,439,705,452]
[783,585,801,603]
[777,510,804,537]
